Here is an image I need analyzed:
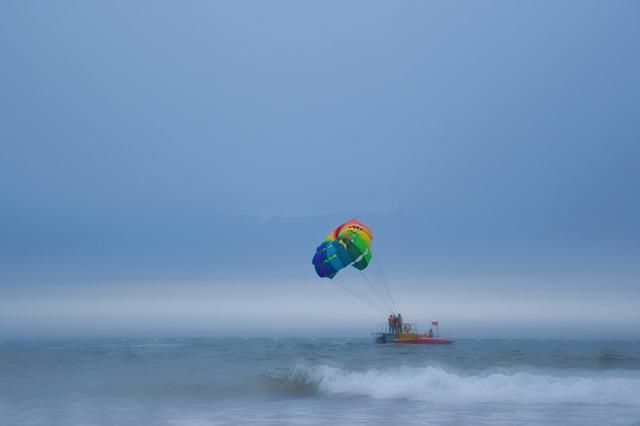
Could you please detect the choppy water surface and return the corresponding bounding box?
[1,338,640,425]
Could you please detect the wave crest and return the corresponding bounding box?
[285,365,640,405]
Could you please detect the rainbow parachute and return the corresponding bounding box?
[312,219,373,279]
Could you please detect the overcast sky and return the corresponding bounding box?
[1,1,639,338]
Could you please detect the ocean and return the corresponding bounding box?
[1,338,640,425]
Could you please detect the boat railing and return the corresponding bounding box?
[377,322,421,334]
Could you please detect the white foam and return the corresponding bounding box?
[290,365,640,405]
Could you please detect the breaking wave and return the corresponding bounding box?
[282,364,640,405]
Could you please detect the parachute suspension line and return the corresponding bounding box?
[348,252,381,305]
[332,277,386,314]
[342,260,383,308]
[364,267,396,313]
[371,252,398,313]
[352,278,381,311]
[337,272,389,313]
[359,269,386,309]
[366,263,395,313]
[346,260,381,305]
[336,273,387,313]
[359,268,393,314]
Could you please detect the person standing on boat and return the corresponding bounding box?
[397,313,403,335]
[388,314,394,333]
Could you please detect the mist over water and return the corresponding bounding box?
[2,278,639,340]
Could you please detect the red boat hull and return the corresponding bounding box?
[393,337,453,345]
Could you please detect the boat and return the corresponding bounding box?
[372,320,454,345]
[393,335,454,344]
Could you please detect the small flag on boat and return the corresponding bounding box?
[431,320,439,326]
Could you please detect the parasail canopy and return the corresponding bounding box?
[312,219,373,279]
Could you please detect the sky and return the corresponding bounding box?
[1,1,639,339]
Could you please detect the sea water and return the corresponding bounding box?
[1,338,640,425]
